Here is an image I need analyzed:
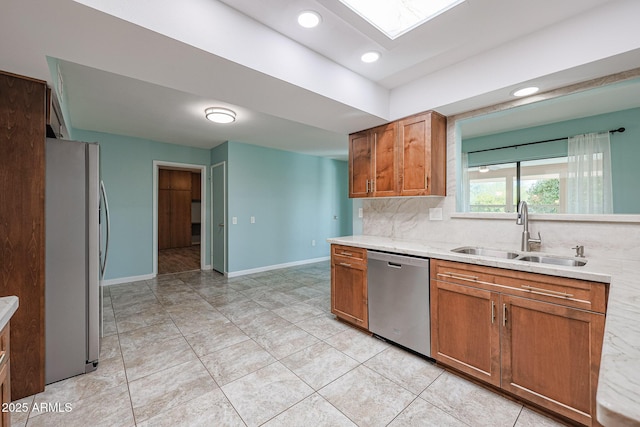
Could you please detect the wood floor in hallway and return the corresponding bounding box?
[158,245,200,274]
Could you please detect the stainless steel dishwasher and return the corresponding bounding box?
[367,251,431,357]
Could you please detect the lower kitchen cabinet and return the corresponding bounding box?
[501,294,604,425]
[1,323,10,427]
[431,280,501,387]
[431,259,607,427]
[331,245,368,329]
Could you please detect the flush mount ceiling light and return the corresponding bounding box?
[205,107,236,124]
[512,86,540,97]
[340,0,466,39]
[298,10,322,28]
[478,165,490,173]
[361,51,381,63]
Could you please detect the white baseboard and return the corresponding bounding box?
[227,256,330,278]
[101,273,156,286]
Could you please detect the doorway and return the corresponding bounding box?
[153,161,206,276]
[211,162,226,274]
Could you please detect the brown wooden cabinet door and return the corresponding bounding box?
[0,324,9,427]
[431,280,501,387]
[399,112,446,196]
[501,295,604,426]
[159,169,171,190]
[331,260,368,329]
[170,170,191,191]
[349,132,372,198]
[372,123,398,197]
[158,189,172,250]
[191,172,201,201]
[0,362,8,427]
[170,190,192,248]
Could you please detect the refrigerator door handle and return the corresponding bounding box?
[100,180,111,277]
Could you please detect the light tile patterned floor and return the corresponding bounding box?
[10,262,567,426]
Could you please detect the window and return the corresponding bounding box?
[466,157,567,213]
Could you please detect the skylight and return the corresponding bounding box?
[339,0,465,39]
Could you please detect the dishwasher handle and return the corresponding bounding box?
[367,250,430,269]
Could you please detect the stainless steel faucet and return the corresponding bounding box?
[516,201,542,251]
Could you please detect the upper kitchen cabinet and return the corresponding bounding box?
[398,111,447,196]
[349,123,398,198]
[348,111,446,198]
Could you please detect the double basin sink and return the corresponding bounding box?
[451,246,587,267]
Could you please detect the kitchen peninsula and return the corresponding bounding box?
[327,234,639,427]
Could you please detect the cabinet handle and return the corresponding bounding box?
[438,272,479,281]
[503,303,507,327]
[491,301,495,324]
[0,351,5,367]
[425,176,429,189]
[521,285,573,298]
[371,180,375,193]
[339,262,352,267]
[340,251,353,257]
[366,179,370,193]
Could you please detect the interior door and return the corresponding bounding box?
[212,162,226,274]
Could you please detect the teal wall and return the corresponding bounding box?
[463,107,640,213]
[226,142,352,273]
[72,129,211,280]
[66,132,351,280]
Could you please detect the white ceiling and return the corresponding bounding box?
[2,0,640,159]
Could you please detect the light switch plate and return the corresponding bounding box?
[429,208,443,221]
[358,208,363,218]
[232,217,237,225]
[250,216,255,224]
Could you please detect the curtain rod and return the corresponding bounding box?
[466,127,625,155]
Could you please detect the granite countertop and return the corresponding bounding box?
[327,235,639,427]
[0,296,19,331]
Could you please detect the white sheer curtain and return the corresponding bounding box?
[567,132,613,214]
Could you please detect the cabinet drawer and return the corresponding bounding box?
[432,259,607,313]
[332,245,367,263]
[432,259,496,287]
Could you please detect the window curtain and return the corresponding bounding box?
[567,132,613,214]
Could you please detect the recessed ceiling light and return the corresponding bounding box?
[298,11,321,28]
[361,51,380,63]
[205,107,236,124]
[512,86,539,97]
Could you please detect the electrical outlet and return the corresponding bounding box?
[250,216,255,224]
[311,240,316,246]
[429,208,443,221]
[232,217,237,225]
[358,208,363,218]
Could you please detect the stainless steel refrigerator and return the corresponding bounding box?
[45,138,110,384]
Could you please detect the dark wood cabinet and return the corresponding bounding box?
[349,111,446,198]
[331,245,368,329]
[191,172,201,201]
[0,70,46,400]
[158,169,192,249]
[431,259,607,426]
